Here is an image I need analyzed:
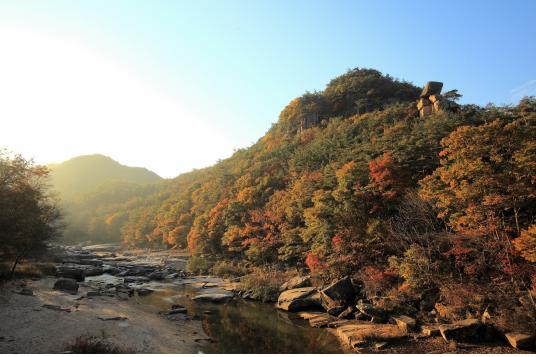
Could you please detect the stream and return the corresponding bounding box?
[87,274,343,353]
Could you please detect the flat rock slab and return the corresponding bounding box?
[42,304,71,312]
[97,316,128,321]
[336,322,406,349]
[505,333,535,350]
[277,287,321,312]
[297,311,325,320]
[192,293,233,303]
[439,318,483,343]
[308,314,341,328]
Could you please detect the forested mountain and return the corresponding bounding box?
[48,154,162,199]
[57,69,536,298]
[47,154,163,243]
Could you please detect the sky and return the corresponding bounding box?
[0,0,535,178]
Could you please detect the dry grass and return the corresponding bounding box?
[0,261,56,280]
[65,334,134,354]
[211,260,249,278]
[238,268,295,302]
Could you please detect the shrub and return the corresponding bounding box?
[211,260,249,278]
[514,224,536,263]
[388,244,436,290]
[357,265,399,298]
[65,335,133,353]
[238,268,294,302]
[185,255,213,275]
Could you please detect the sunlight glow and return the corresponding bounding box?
[0,25,234,178]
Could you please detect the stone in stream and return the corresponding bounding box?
[192,292,233,303]
[279,275,311,292]
[53,278,79,294]
[505,333,535,350]
[148,271,166,280]
[82,243,120,253]
[123,276,150,284]
[276,287,322,312]
[63,258,103,267]
[320,276,355,316]
[56,265,85,281]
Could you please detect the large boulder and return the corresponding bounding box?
[279,276,311,292]
[277,287,321,312]
[320,276,355,316]
[420,81,443,97]
[53,278,79,294]
[356,300,388,322]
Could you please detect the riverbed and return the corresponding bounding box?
[88,274,344,353]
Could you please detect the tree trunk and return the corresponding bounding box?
[9,256,21,279]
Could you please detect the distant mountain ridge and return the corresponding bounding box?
[48,154,162,199]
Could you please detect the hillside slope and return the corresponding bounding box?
[58,69,535,333]
[48,154,162,199]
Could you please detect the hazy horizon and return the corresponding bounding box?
[1,0,535,178]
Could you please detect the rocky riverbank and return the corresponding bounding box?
[270,275,535,353]
[2,244,534,353]
[0,245,210,353]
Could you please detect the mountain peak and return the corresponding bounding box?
[48,154,162,199]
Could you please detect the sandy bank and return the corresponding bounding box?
[0,277,209,353]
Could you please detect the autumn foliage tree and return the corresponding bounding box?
[420,114,536,279]
[0,150,62,278]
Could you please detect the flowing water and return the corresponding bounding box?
[90,275,343,353]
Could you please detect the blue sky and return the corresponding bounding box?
[0,0,535,177]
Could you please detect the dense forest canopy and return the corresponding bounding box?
[53,68,535,293]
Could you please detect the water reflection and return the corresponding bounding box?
[135,279,343,354]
